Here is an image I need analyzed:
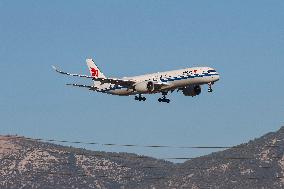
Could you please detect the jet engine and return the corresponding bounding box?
[182,85,201,97]
[134,81,155,93]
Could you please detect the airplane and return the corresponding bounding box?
[52,58,220,103]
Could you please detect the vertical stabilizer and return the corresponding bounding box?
[86,59,106,79]
[86,58,107,88]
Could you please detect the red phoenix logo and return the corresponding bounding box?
[90,67,99,77]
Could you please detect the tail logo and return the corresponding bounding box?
[90,67,99,77]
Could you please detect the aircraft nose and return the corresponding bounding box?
[216,74,220,81]
[213,74,220,82]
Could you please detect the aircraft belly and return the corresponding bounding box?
[170,76,210,87]
[170,78,194,87]
[189,77,211,85]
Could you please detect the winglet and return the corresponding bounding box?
[51,65,62,74]
[51,65,57,71]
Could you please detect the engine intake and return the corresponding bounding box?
[182,85,201,96]
[134,81,155,93]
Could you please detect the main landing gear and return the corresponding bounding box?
[158,92,170,103]
[208,82,214,93]
[135,94,146,101]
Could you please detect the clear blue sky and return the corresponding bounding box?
[0,0,283,162]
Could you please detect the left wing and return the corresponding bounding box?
[52,66,136,87]
[66,83,99,91]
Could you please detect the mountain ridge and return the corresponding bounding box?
[0,126,283,189]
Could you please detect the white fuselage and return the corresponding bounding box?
[98,67,220,96]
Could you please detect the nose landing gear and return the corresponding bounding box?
[135,94,146,101]
[158,92,170,103]
[208,82,214,93]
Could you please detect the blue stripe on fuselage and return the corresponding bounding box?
[160,73,218,82]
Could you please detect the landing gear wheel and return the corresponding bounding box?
[158,92,170,103]
[135,94,146,102]
[158,98,171,103]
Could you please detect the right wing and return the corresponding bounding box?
[52,66,136,87]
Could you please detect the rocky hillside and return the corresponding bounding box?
[160,127,284,189]
[0,127,283,189]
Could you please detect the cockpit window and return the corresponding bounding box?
[208,70,216,73]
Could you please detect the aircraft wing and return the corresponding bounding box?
[96,78,136,87]
[52,66,136,87]
[66,83,99,91]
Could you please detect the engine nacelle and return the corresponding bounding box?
[182,85,201,97]
[134,81,155,93]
